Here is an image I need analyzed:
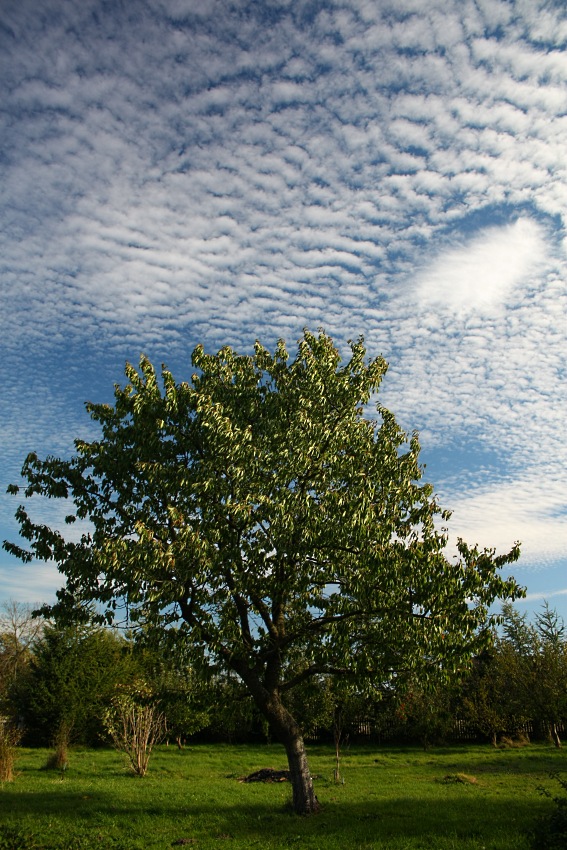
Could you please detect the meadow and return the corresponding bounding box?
[0,742,565,850]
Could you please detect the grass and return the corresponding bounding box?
[0,742,565,849]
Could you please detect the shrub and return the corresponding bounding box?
[43,719,71,772]
[0,716,22,781]
[531,774,567,850]
[104,693,166,777]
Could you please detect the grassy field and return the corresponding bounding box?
[0,742,565,849]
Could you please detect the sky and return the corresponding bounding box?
[1,0,566,626]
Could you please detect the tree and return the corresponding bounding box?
[4,330,523,813]
[460,644,520,746]
[493,603,567,747]
[531,603,567,747]
[0,601,43,714]
[501,601,535,656]
[395,674,459,748]
[131,629,212,748]
[16,623,136,746]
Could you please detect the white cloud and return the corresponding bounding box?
[442,473,567,567]
[521,588,567,605]
[414,218,548,313]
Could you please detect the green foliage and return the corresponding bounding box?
[490,603,567,746]
[394,678,459,748]
[16,624,137,746]
[531,774,567,850]
[460,643,527,744]
[5,331,523,689]
[281,674,335,740]
[531,605,567,746]
[130,629,211,745]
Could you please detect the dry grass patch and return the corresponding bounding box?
[0,717,22,782]
[439,772,478,785]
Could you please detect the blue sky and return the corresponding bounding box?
[1,0,566,624]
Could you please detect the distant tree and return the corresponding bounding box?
[132,629,211,747]
[281,672,335,743]
[4,330,524,813]
[531,603,567,747]
[535,603,565,650]
[17,624,135,746]
[477,603,567,747]
[204,673,263,743]
[395,675,459,748]
[0,601,43,714]
[501,601,535,656]
[460,644,519,746]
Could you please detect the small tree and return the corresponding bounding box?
[16,623,137,746]
[532,604,567,748]
[0,601,43,716]
[4,330,524,814]
[104,690,166,777]
[460,648,511,746]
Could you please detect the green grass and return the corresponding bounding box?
[0,742,565,849]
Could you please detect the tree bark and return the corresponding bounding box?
[229,660,320,814]
[550,722,562,749]
[262,694,320,814]
[281,724,320,814]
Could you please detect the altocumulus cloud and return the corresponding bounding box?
[414,219,549,314]
[0,0,566,612]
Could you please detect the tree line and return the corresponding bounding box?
[2,599,566,753]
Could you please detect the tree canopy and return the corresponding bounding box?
[4,330,524,812]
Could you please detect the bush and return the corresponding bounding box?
[43,720,71,772]
[104,692,166,777]
[531,774,567,850]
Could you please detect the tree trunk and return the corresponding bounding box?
[550,723,562,749]
[231,663,320,814]
[333,704,343,784]
[281,724,320,814]
[262,694,320,814]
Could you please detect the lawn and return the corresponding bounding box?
[1,742,565,849]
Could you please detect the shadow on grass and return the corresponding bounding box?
[329,744,566,776]
[0,785,550,846]
[464,752,564,773]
